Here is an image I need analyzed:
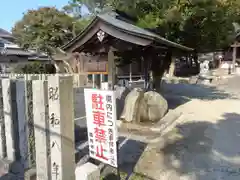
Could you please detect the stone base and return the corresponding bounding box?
[0,159,11,177]
[75,162,100,180]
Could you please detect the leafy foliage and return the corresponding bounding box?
[14,62,56,74]
[12,7,88,54]
[68,0,240,52]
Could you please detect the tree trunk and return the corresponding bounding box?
[151,51,172,92]
[168,60,175,77]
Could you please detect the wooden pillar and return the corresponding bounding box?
[232,44,237,73]
[108,46,117,90]
[54,62,61,73]
[129,63,132,82]
[32,80,50,180]
[169,55,176,77]
[100,74,104,83]
[92,74,95,88]
[143,57,149,89]
[48,75,75,180]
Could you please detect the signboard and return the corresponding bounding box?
[84,89,118,167]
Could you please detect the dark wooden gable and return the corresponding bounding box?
[62,11,193,53]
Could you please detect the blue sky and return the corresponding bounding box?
[0,0,89,32]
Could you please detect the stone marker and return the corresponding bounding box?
[0,80,6,158]
[14,80,29,169]
[25,80,35,168]
[120,88,144,122]
[33,80,50,180]
[2,79,15,161]
[48,75,75,180]
[75,162,100,180]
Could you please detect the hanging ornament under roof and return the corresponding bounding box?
[97,30,105,42]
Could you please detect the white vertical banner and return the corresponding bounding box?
[84,89,118,167]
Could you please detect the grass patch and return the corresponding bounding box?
[101,171,151,180]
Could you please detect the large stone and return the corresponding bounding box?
[115,86,131,119]
[120,88,144,122]
[139,91,168,123]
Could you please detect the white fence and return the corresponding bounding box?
[0,75,76,180]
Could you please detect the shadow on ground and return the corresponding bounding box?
[102,173,119,180]
[74,123,87,143]
[161,81,236,109]
[74,87,86,118]
[160,112,240,180]
[100,137,147,179]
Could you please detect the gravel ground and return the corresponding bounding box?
[134,75,240,180]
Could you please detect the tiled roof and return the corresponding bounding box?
[0,28,13,38]
[98,12,192,51]
[0,37,14,45]
[1,48,33,56]
[0,47,50,61]
[62,11,193,51]
[0,34,49,61]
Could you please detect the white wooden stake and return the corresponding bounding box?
[48,75,75,180]
[32,80,50,180]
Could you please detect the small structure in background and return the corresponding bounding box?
[60,10,193,90]
[0,28,54,73]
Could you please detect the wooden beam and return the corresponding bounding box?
[231,44,240,47]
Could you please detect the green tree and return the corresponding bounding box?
[12,7,87,54]
[69,0,240,52]
[14,62,56,74]
[64,0,240,89]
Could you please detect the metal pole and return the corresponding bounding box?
[108,76,121,180]
[116,141,121,180]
